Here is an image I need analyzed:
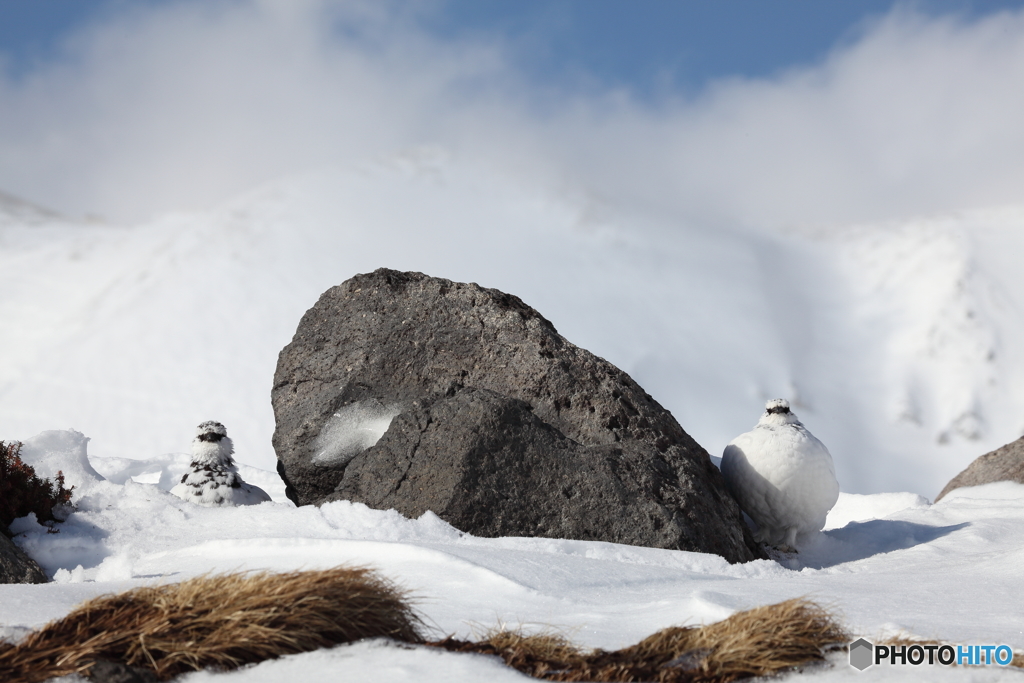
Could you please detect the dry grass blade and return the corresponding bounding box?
[432,629,589,679]
[676,598,847,681]
[0,566,422,683]
[429,598,848,682]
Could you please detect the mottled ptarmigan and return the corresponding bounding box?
[721,399,839,551]
[170,421,271,507]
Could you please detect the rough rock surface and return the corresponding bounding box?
[273,269,764,563]
[936,436,1024,501]
[0,522,47,584]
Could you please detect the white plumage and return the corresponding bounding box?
[170,421,271,507]
[721,399,839,550]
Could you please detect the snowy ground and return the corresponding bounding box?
[2,430,1023,682]
[4,154,1024,681]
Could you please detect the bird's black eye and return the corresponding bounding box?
[767,405,790,415]
[198,432,225,442]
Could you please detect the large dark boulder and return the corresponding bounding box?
[333,387,731,550]
[936,436,1024,501]
[0,522,47,584]
[272,269,764,563]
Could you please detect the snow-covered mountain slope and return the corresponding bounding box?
[2,153,1023,497]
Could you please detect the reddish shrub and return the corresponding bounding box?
[0,440,74,530]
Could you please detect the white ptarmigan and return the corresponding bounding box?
[721,399,839,550]
[170,421,271,507]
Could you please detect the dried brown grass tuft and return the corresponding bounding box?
[4,571,1015,682]
[0,566,422,683]
[430,598,848,682]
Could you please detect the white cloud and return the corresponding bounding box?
[1,0,1023,227]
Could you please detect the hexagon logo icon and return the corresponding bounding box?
[850,638,874,670]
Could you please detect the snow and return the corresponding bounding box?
[313,400,403,467]
[18,430,101,491]
[4,159,1024,499]
[3,432,1024,681]
[3,156,1024,680]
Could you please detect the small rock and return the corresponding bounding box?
[0,522,47,585]
[936,436,1024,501]
[84,659,158,683]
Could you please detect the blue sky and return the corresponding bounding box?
[424,0,1024,97]
[2,0,1024,224]
[4,0,1022,96]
